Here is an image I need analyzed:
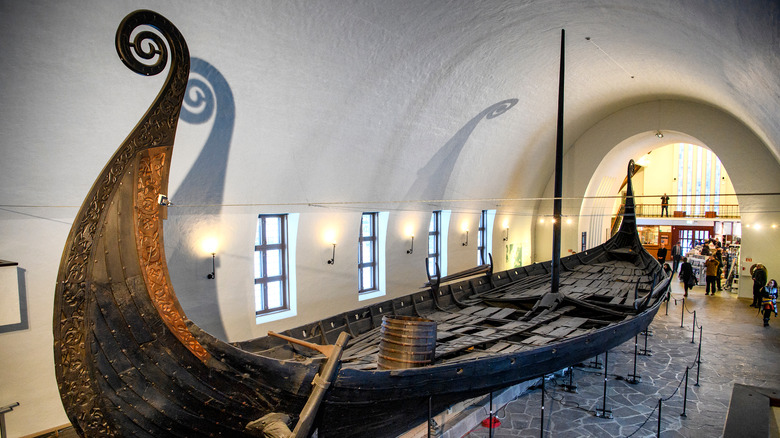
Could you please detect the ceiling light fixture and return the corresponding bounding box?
[655,131,664,138]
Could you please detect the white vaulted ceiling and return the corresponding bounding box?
[1,1,778,209]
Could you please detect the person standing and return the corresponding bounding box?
[660,193,670,217]
[751,264,768,307]
[714,248,724,291]
[657,244,668,265]
[671,242,682,273]
[760,279,778,327]
[704,254,719,296]
[680,257,694,297]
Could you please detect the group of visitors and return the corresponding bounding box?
[658,240,776,328]
[751,264,777,327]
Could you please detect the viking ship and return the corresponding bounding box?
[54,10,670,438]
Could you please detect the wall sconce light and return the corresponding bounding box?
[462,230,469,246]
[407,235,414,254]
[503,227,509,241]
[655,131,664,138]
[202,238,218,280]
[327,243,337,265]
[207,253,216,279]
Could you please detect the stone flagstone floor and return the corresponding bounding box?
[462,278,780,438]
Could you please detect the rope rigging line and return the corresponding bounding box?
[1,191,778,210]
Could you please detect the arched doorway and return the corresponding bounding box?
[534,100,780,299]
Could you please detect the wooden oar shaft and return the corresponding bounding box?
[268,331,333,356]
[291,331,351,438]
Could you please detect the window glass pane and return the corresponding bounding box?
[428,235,436,254]
[361,267,374,290]
[267,281,282,309]
[360,241,372,263]
[266,249,281,276]
[429,215,435,232]
[686,144,693,213]
[254,284,264,313]
[266,217,281,245]
[255,214,289,314]
[428,258,437,276]
[361,214,371,237]
[677,144,684,209]
[705,150,712,208]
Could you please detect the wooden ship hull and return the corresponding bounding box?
[53,10,670,438]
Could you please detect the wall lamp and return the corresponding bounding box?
[503,227,509,241]
[407,235,414,254]
[327,243,337,265]
[202,238,218,280]
[462,230,469,246]
[207,253,216,279]
[655,130,664,138]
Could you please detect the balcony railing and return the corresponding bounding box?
[634,204,740,219]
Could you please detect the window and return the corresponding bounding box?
[428,211,441,277]
[254,214,289,315]
[478,210,491,266]
[358,212,379,293]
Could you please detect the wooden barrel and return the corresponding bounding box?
[377,315,437,369]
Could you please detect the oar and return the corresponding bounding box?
[268,331,338,357]
[286,331,351,438]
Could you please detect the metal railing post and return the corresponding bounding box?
[540,377,545,438]
[627,334,641,384]
[695,327,703,387]
[681,367,690,418]
[595,351,612,418]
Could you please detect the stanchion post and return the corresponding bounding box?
[562,366,578,393]
[428,395,433,438]
[595,351,613,419]
[540,376,545,438]
[657,398,662,438]
[428,396,432,438]
[665,292,669,315]
[695,327,702,387]
[489,391,494,438]
[640,327,652,356]
[681,367,689,418]
[681,297,685,328]
[627,334,641,384]
[587,353,603,369]
[691,311,697,343]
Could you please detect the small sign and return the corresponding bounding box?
[746,258,752,262]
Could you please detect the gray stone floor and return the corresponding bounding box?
[462,278,780,437]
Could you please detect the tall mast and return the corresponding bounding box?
[551,29,565,294]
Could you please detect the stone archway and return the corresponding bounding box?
[535,99,780,297]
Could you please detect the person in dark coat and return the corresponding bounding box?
[752,264,768,307]
[714,248,723,291]
[679,257,694,297]
[660,193,670,217]
[657,244,667,265]
[671,242,682,273]
[760,279,778,327]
